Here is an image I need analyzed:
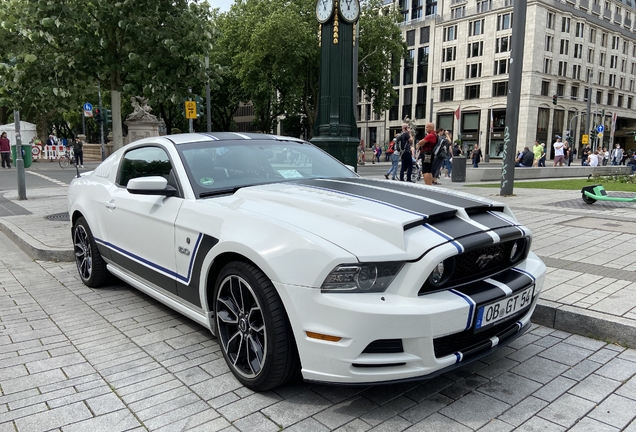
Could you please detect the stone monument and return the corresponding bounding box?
[124,96,161,144]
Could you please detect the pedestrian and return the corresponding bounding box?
[553,136,565,166]
[515,147,534,167]
[399,135,414,182]
[602,147,609,166]
[584,149,599,166]
[417,122,437,185]
[46,134,56,147]
[532,141,542,167]
[431,128,449,184]
[384,139,399,180]
[538,143,546,167]
[471,144,482,168]
[373,143,381,164]
[611,144,623,165]
[0,132,11,169]
[581,145,591,166]
[563,142,570,166]
[627,154,636,173]
[73,137,84,167]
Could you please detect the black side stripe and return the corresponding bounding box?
[293,179,457,223]
[342,177,503,212]
[176,235,219,307]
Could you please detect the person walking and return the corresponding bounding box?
[72,137,84,168]
[538,143,546,167]
[384,139,399,180]
[0,132,11,169]
[471,144,482,168]
[399,135,414,182]
[532,141,542,167]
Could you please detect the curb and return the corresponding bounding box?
[0,219,74,262]
[533,299,636,348]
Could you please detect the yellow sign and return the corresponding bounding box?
[597,132,603,138]
[185,101,197,119]
[582,134,589,144]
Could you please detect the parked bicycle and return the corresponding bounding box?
[59,148,76,168]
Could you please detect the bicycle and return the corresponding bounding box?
[59,149,76,168]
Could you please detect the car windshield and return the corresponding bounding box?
[176,139,357,198]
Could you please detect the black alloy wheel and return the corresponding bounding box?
[215,261,300,391]
[73,217,108,287]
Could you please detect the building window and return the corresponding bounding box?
[547,12,555,29]
[560,40,569,55]
[444,25,457,41]
[469,19,485,36]
[628,97,633,109]
[607,92,614,105]
[451,6,465,19]
[598,72,604,85]
[403,49,414,85]
[441,67,455,82]
[572,65,581,80]
[493,81,509,97]
[610,55,618,68]
[545,35,553,52]
[618,94,624,107]
[497,13,512,30]
[600,53,605,66]
[420,26,430,44]
[557,83,565,96]
[558,61,568,76]
[620,77,625,90]
[440,87,454,102]
[574,43,583,58]
[561,17,570,32]
[544,58,552,74]
[466,63,482,78]
[406,30,416,46]
[541,80,550,96]
[402,87,413,120]
[417,46,429,84]
[389,97,399,121]
[596,90,602,103]
[443,46,456,62]
[465,84,480,99]
[609,74,616,87]
[623,41,628,54]
[601,32,607,47]
[494,58,509,75]
[571,86,579,99]
[415,86,427,119]
[586,68,592,83]
[612,36,619,50]
[496,36,511,53]
[588,48,594,63]
[425,0,437,15]
[476,0,492,12]
[467,41,484,58]
[589,28,596,43]
[575,22,584,37]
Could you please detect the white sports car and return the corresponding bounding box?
[68,133,546,391]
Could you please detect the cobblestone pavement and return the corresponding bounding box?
[2,232,636,431]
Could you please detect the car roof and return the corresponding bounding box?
[164,132,307,145]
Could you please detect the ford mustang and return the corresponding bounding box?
[67,132,546,391]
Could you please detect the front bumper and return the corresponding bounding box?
[276,252,546,384]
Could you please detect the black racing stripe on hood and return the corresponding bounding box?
[342,178,502,212]
[469,212,515,229]
[425,217,484,240]
[455,232,495,251]
[294,178,457,222]
[453,280,504,305]
[495,226,526,242]
[489,270,535,293]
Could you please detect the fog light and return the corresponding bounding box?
[510,239,525,262]
[431,262,445,284]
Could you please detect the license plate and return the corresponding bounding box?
[475,286,534,330]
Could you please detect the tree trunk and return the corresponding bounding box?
[0,106,8,125]
[111,90,123,150]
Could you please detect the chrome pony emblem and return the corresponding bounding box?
[476,253,500,269]
[178,246,191,256]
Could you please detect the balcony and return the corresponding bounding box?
[579,0,589,9]
[592,3,601,14]
[603,8,612,19]
[625,17,632,28]
[615,13,623,23]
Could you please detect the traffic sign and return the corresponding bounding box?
[185,101,197,119]
[596,125,604,133]
[597,132,603,138]
[582,134,589,144]
[84,110,93,118]
[83,102,93,111]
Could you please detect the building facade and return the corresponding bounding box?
[357,0,636,159]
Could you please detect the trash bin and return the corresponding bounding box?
[11,144,33,168]
[451,156,466,182]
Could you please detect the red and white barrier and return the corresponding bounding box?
[42,145,66,160]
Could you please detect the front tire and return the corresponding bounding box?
[59,157,69,168]
[214,261,300,391]
[582,193,596,204]
[73,217,108,287]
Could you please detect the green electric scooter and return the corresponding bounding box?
[581,184,636,204]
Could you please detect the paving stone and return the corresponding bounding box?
[216,392,282,422]
[332,418,372,432]
[561,359,603,381]
[85,392,127,416]
[616,374,636,401]
[588,394,636,429]
[60,409,141,432]
[365,416,412,432]
[568,373,622,403]
[1,368,67,394]
[476,358,520,380]
[515,416,566,431]
[506,344,545,363]
[153,407,221,432]
[537,342,594,366]
[403,377,453,402]
[568,417,620,432]
[358,396,417,427]
[313,396,378,429]
[511,356,569,384]
[190,372,243,401]
[399,394,453,424]
[405,412,471,432]
[440,392,510,430]
[262,390,332,428]
[533,336,562,348]
[441,375,490,400]
[588,348,620,364]
[283,418,331,432]
[537,393,596,428]
[595,358,636,381]
[13,401,92,432]
[496,396,547,427]
[477,372,542,405]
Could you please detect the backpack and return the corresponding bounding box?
[434,136,448,159]
[387,141,395,154]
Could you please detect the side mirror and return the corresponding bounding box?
[127,176,177,196]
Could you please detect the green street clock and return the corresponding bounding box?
[311,0,361,168]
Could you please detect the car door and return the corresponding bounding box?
[101,145,183,297]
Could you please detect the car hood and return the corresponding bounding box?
[212,178,522,260]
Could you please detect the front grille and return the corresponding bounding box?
[362,339,404,354]
[433,309,525,358]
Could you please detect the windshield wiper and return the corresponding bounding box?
[199,187,243,198]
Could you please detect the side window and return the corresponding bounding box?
[118,146,172,187]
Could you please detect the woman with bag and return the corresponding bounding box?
[471,145,482,168]
[417,122,437,185]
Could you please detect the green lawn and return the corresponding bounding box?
[466,178,636,192]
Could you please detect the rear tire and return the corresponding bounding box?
[582,193,596,204]
[59,157,69,168]
[73,217,108,287]
[214,261,300,391]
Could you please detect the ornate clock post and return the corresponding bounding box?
[311,0,360,168]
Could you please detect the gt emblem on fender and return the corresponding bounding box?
[178,246,191,256]
[476,253,500,269]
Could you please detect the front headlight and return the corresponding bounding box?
[321,262,405,293]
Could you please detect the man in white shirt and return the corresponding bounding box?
[586,150,599,167]
[553,136,565,166]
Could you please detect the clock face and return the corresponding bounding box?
[316,0,334,23]
[340,0,360,22]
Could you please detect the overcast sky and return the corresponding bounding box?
[209,0,233,12]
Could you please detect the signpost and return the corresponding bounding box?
[596,125,604,133]
[83,102,93,117]
[582,134,589,144]
[185,101,197,120]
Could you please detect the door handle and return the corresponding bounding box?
[104,200,116,210]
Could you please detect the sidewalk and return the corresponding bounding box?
[1,179,635,349]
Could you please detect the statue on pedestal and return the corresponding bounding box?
[126,96,158,123]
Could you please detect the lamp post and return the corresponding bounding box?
[13,110,27,200]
